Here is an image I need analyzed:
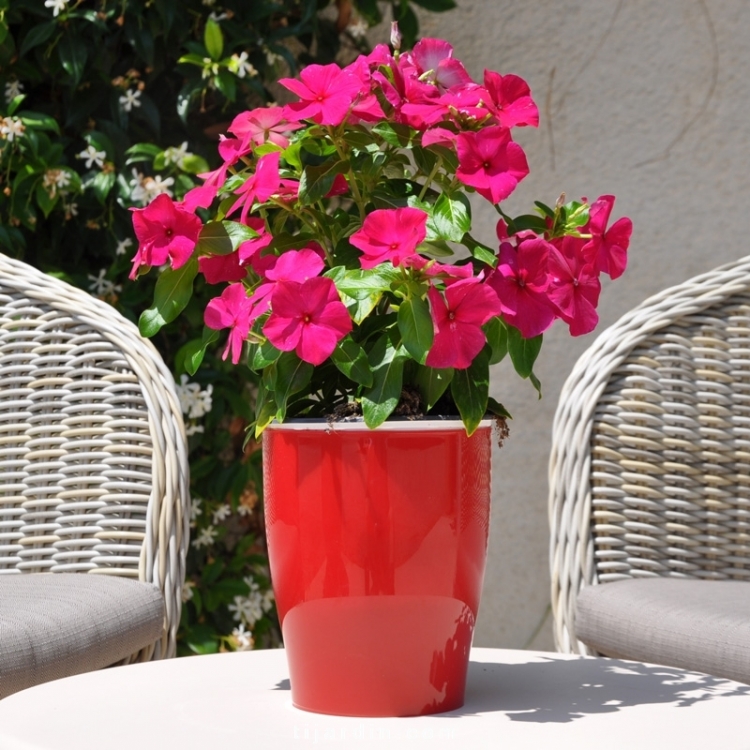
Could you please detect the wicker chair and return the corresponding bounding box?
[0,253,190,698]
[549,255,750,684]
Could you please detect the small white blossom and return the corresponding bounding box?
[115,237,133,256]
[44,0,68,17]
[131,170,174,204]
[42,168,70,198]
[119,88,142,113]
[208,11,229,22]
[212,503,231,524]
[77,144,107,169]
[348,19,368,39]
[64,201,78,218]
[228,593,264,626]
[202,58,220,80]
[176,374,214,419]
[4,80,24,103]
[192,525,218,549]
[190,498,203,522]
[185,423,204,436]
[228,51,257,79]
[87,269,122,297]
[0,117,25,142]
[265,49,282,67]
[181,581,195,602]
[163,141,192,170]
[232,623,254,651]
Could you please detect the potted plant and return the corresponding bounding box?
[130,25,632,717]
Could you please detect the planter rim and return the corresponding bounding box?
[265,417,495,432]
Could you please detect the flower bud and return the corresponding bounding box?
[390,22,402,52]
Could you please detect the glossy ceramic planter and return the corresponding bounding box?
[262,419,492,717]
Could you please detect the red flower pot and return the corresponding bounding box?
[262,419,493,717]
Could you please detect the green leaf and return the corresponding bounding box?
[397,295,433,364]
[415,239,454,258]
[58,33,87,86]
[361,335,407,428]
[138,307,167,338]
[91,170,116,204]
[125,142,162,165]
[372,122,417,148]
[462,232,498,268]
[254,383,278,437]
[251,339,282,370]
[34,183,57,218]
[429,192,471,242]
[450,348,490,435]
[152,258,199,325]
[273,353,313,422]
[184,624,219,655]
[483,317,508,365]
[195,222,233,256]
[414,365,453,411]
[17,111,59,134]
[176,327,220,376]
[331,336,373,387]
[215,70,236,101]
[204,18,224,61]
[20,21,55,57]
[353,0,382,25]
[180,154,210,175]
[507,326,543,379]
[298,160,348,205]
[487,396,512,419]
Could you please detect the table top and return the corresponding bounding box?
[1,647,749,750]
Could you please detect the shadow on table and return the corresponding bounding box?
[449,657,750,723]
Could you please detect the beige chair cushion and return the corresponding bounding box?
[576,578,750,685]
[0,573,164,699]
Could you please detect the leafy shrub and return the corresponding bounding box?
[0,0,454,655]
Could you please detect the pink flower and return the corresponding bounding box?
[199,253,246,284]
[407,38,473,92]
[182,136,250,212]
[547,236,601,336]
[228,152,297,224]
[426,278,502,369]
[455,126,529,204]
[280,64,363,126]
[228,107,302,149]
[204,283,254,364]
[349,207,428,269]
[582,195,632,280]
[130,193,202,279]
[487,238,557,338]
[263,277,352,365]
[483,71,539,129]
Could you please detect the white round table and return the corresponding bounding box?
[0,647,748,749]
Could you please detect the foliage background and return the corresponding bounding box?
[0,0,452,654]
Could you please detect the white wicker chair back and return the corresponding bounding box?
[0,253,190,660]
[550,256,750,653]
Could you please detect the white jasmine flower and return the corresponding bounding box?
[202,58,220,80]
[87,269,122,297]
[119,88,142,112]
[115,237,133,256]
[185,423,204,436]
[192,525,218,549]
[212,503,232,524]
[4,80,23,103]
[133,174,173,202]
[348,19,368,39]
[181,581,195,602]
[208,11,229,22]
[265,49,282,67]
[77,144,107,169]
[0,117,25,142]
[42,168,70,198]
[44,0,68,17]
[64,201,78,218]
[228,51,257,79]
[189,498,203,522]
[175,374,214,419]
[163,142,192,169]
[228,592,264,626]
[232,624,254,651]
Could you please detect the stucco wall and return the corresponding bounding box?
[408,0,745,650]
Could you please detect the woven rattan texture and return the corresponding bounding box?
[0,253,190,661]
[550,257,750,654]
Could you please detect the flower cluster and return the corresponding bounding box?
[131,30,632,435]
